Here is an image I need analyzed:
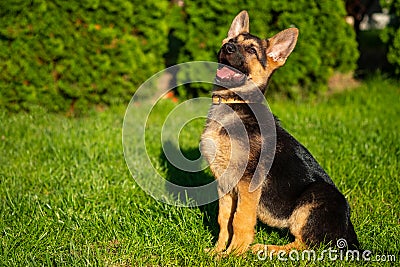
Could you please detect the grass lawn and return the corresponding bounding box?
[1,76,399,266]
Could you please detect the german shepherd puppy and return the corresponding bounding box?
[200,10,359,256]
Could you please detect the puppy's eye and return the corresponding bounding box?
[248,47,257,54]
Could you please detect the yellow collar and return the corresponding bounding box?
[212,95,250,105]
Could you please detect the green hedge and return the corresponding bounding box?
[0,0,358,113]
[381,0,400,75]
[0,0,169,113]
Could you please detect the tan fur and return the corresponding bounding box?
[289,203,317,238]
[224,181,262,255]
[237,34,245,42]
[247,55,274,88]
[201,105,252,193]
[213,192,236,253]
[252,203,316,254]
[251,239,306,255]
[257,204,290,229]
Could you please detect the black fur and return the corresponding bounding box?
[262,118,360,248]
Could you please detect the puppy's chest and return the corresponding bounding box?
[200,119,234,165]
[200,107,261,179]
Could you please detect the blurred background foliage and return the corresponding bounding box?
[0,0,398,114]
[0,0,169,113]
[380,0,400,74]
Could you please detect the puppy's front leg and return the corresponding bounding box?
[212,191,236,253]
[225,180,261,255]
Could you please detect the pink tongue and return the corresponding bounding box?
[216,67,238,80]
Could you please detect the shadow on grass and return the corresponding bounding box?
[159,141,219,240]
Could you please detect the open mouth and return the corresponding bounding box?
[215,63,247,87]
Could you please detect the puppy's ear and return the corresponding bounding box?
[227,10,249,39]
[266,28,298,67]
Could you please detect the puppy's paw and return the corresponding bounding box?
[204,243,226,257]
[224,241,250,255]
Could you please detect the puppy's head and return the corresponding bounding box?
[216,10,298,91]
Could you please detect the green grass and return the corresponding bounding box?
[1,76,399,266]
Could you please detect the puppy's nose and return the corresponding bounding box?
[224,43,236,54]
